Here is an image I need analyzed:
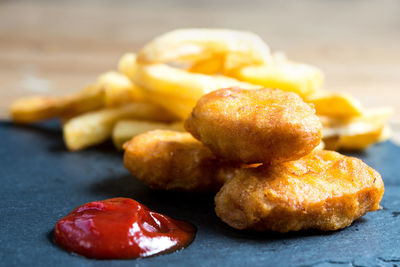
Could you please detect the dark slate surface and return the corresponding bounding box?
[0,121,399,267]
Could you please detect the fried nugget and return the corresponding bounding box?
[123,130,234,192]
[185,88,322,164]
[215,149,384,232]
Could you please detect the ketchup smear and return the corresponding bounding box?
[54,198,196,259]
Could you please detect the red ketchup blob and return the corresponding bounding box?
[54,198,196,259]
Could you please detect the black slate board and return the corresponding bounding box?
[1,121,400,267]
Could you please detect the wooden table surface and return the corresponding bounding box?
[1,0,399,142]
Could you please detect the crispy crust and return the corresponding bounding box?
[215,150,384,232]
[123,130,229,192]
[185,88,322,164]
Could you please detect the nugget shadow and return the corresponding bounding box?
[214,211,368,242]
[215,221,334,241]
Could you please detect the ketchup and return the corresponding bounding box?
[54,198,196,259]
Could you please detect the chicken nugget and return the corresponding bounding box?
[215,149,384,232]
[185,88,322,164]
[123,130,233,192]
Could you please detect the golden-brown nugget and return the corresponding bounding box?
[185,88,322,164]
[123,130,233,192]
[215,149,384,232]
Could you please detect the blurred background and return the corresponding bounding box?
[1,0,399,140]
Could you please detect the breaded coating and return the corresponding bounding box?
[123,130,231,192]
[185,88,322,164]
[215,150,384,232]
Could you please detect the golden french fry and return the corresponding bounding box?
[321,107,392,150]
[112,120,184,150]
[119,54,211,117]
[137,29,271,71]
[338,124,392,150]
[118,53,137,80]
[338,128,384,150]
[133,63,261,118]
[59,71,145,124]
[230,61,324,98]
[144,91,197,120]
[306,91,363,118]
[321,108,392,137]
[377,126,392,143]
[11,96,64,123]
[188,55,224,74]
[98,71,145,106]
[10,87,104,124]
[10,71,143,123]
[63,102,178,151]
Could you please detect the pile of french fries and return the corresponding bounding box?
[10,29,392,151]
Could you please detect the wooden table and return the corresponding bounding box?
[1,0,399,142]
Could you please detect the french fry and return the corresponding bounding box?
[59,71,143,124]
[112,120,184,150]
[306,91,363,118]
[63,102,178,151]
[10,71,142,123]
[145,91,197,120]
[338,128,384,150]
[118,53,137,79]
[133,63,261,118]
[98,71,145,106]
[230,60,324,98]
[10,87,104,124]
[321,107,392,150]
[118,53,217,117]
[188,55,224,74]
[137,28,271,71]
[336,124,392,150]
[377,126,392,143]
[321,108,392,137]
